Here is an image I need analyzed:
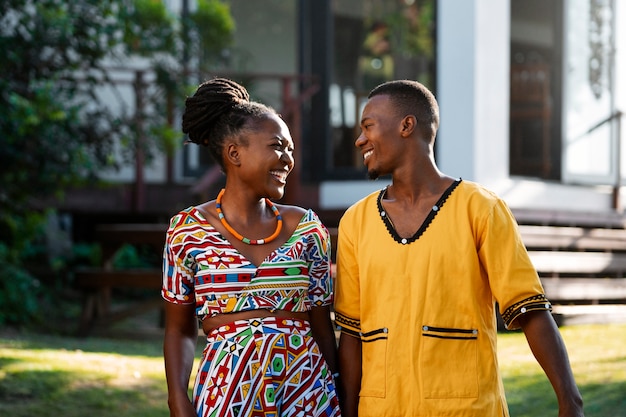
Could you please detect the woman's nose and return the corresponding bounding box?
[281,150,294,168]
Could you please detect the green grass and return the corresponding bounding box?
[1,323,625,416]
[499,323,626,416]
[0,332,183,417]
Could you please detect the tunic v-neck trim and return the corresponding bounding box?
[377,179,462,245]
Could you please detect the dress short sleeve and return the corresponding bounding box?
[303,210,334,307]
[161,209,197,304]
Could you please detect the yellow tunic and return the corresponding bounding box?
[334,180,550,417]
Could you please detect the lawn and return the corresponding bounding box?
[0,330,179,417]
[498,323,626,416]
[1,323,625,416]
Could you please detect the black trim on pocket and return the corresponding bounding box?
[422,325,478,340]
[360,327,389,343]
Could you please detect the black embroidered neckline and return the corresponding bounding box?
[377,179,462,245]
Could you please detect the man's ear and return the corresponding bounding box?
[400,115,417,137]
[225,142,241,166]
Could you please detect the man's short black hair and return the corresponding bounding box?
[368,80,440,140]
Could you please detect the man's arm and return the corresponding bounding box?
[518,310,584,417]
[338,332,362,417]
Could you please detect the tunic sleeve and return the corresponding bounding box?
[334,210,362,337]
[478,198,552,330]
[161,211,196,304]
[305,210,334,307]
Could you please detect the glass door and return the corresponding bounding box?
[561,0,617,185]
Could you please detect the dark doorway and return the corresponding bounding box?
[509,0,563,180]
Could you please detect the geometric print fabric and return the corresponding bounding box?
[194,317,340,417]
[162,207,334,318]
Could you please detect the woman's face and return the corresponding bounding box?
[235,113,295,199]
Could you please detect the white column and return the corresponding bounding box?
[436,0,510,184]
[617,0,626,182]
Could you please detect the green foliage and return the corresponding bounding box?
[0,0,129,327]
[0,0,125,215]
[111,244,157,269]
[0,211,47,326]
[69,243,103,269]
[188,0,235,71]
[384,0,435,58]
[0,248,41,326]
[0,0,235,327]
[122,0,176,55]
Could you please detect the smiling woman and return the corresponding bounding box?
[162,78,341,417]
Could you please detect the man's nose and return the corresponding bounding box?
[355,131,366,148]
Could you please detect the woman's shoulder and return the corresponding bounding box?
[166,205,213,234]
[275,204,311,223]
[276,204,327,234]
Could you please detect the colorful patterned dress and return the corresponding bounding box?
[162,207,340,417]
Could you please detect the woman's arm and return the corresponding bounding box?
[309,305,339,374]
[163,301,199,417]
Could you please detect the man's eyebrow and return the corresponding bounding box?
[360,116,372,125]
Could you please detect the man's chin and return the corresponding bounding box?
[367,169,380,180]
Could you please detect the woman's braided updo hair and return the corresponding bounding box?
[182,77,276,168]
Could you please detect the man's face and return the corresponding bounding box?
[355,94,399,180]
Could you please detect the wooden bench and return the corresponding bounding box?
[75,223,167,336]
[75,268,163,335]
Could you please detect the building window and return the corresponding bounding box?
[301,0,437,181]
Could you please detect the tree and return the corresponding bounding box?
[0,0,234,326]
[0,0,125,217]
[0,0,131,325]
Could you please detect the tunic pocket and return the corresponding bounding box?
[360,327,388,398]
[420,325,479,399]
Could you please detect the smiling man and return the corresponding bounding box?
[334,80,584,417]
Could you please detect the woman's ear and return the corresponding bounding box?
[225,142,241,167]
[400,115,417,137]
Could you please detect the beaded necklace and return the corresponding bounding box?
[215,188,283,245]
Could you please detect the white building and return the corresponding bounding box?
[70,0,626,227]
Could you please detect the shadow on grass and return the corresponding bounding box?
[505,373,626,417]
[579,380,626,417]
[0,362,168,417]
[505,373,556,415]
[1,331,165,358]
